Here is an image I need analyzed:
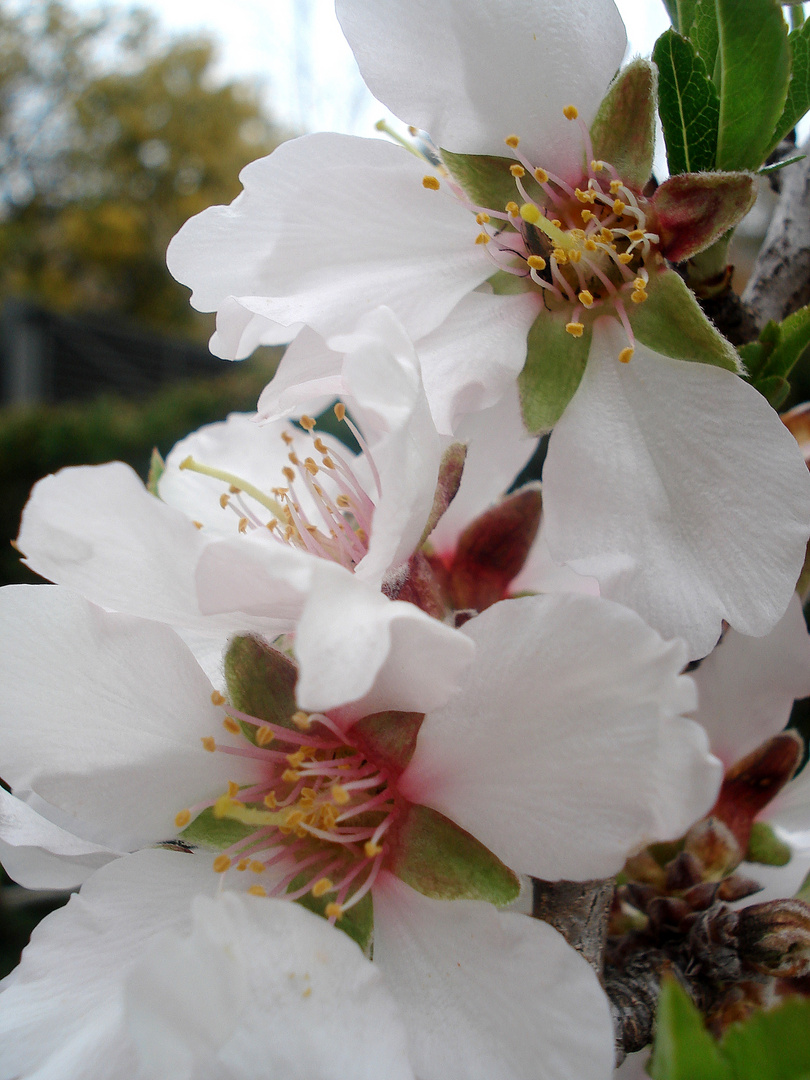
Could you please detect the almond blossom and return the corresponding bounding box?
[0,578,723,1079]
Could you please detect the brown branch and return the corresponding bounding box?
[531,877,614,971]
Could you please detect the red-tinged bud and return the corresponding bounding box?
[665,850,705,892]
[716,875,765,903]
[419,442,467,545]
[711,732,803,853]
[781,402,810,468]
[737,898,810,978]
[685,816,742,878]
[443,484,542,613]
[651,172,757,263]
[383,551,447,619]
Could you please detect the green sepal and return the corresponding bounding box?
[146,447,165,497]
[518,308,591,435]
[440,149,542,212]
[770,20,810,153]
[389,803,520,906]
[759,154,807,176]
[651,171,757,263]
[715,0,790,172]
[653,29,720,175]
[292,878,374,954]
[629,268,742,372]
[739,303,810,405]
[649,977,734,1080]
[179,806,255,851]
[350,711,424,777]
[720,997,810,1080]
[590,59,657,191]
[753,376,791,410]
[746,821,792,866]
[224,634,298,743]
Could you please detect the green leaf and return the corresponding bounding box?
[653,29,720,175]
[720,997,810,1079]
[224,635,299,743]
[771,20,810,150]
[746,820,792,865]
[629,268,741,372]
[440,150,540,212]
[754,375,791,408]
[293,880,374,954]
[350,711,424,776]
[649,978,734,1080]
[759,153,807,175]
[715,0,790,171]
[179,806,254,851]
[517,309,591,435]
[665,0,699,34]
[146,447,165,496]
[688,0,720,79]
[590,59,657,190]
[741,303,810,404]
[389,804,520,906]
[662,0,680,29]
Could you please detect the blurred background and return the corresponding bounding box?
[0,0,808,977]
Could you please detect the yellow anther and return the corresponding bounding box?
[336,494,351,508]
[629,230,645,242]
[304,458,319,476]
[248,885,267,897]
[534,167,549,183]
[408,125,418,135]
[321,456,335,470]
[609,180,622,195]
[237,859,249,871]
[475,212,490,225]
[313,437,327,453]
[300,415,316,431]
[256,726,274,747]
[619,347,634,364]
[505,200,519,215]
[613,199,626,215]
[284,810,305,829]
[228,484,241,495]
[356,528,368,544]
[201,736,216,753]
[282,769,301,783]
[331,783,350,805]
[569,249,582,263]
[519,202,541,225]
[551,219,562,227]
[618,252,633,264]
[281,430,294,445]
[250,860,265,874]
[302,987,312,998]
[219,493,230,509]
[584,239,597,252]
[552,248,568,264]
[192,521,204,530]
[565,322,585,337]
[174,809,191,828]
[312,878,334,898]
[600,228,614,243]
[527,255,546,271]
[213,855,231,873]
[222,716,240,734]
[288,451,300,465]
[633,277,647,290]
[578,290,595,308]
[509,163,525,177]
[563,104,579,120]
[238,517,249,533]
[264,791,277,809]
[422,174,440,190]
[320,804,339,829]
[292,711,311,730]
[505,134,520,147]
[364,841,383,858]
[570,228,585,240]
[334,403,346,421]
[475,232,490,245]
[590,160,605,172]
[631,290,648,304]
[287,749,306,768]
[211,690,226,706]
[282,466,295,482]
[227,781,240,799]
[581,209,595,223]
[325,902,344,920]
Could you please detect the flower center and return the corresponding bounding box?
[176,691,396,923]
[424,105,660,364]
[179,404,378,570]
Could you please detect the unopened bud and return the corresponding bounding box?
[685,816,742,878]
[737,898,810,978]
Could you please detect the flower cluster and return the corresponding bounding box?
[2,0,810,1078]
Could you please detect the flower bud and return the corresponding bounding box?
[737,898,810,978]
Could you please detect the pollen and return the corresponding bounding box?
[584,239,597,252]
[237,859,249,871]
[219,493,230,509]
[578,290,594,308]
[563,104,579,120]
[213,855,231,873]
[334,402,346,422]
[590,160,604,172]
[282,769,301,783]
[422,175,440,190]
[610,179,623,194]
[174,809,191,828]
[321,456,335,470]
[475,232,490,245]
[263,791,277,809]
[509,163,525,178]
[552,248,568,264]
[581,209,594,223]
[364,841,383,858]
[193,521,204,530]
[292,710,311,730]
[527,255,546,270]
[568,249,582,263]
[505,200,519,215]
[248,885,267,897]
[281,430,294,445]
[238,517,249,533]
[201,736,216,752]
[287,749,306,768]
[331,783,350,805]
[629,230,645,242]
[256,726,274,747]
[211,690,226,706]
[631,290,647,304]
[300,415,316,431]
[312,877,334,897]
[619,347,634,364]
[304,458,319,476]
[475,212,491,225]
[335,494,351,508]
[250,861,265,874]
[613,199,626,215]
[222,716,240,734]
[618,252,633,264]
[534,167,549,183]
[565,322,585,337]
[505,134,520,147]
[227,781,240,799]
[325,902,344,920]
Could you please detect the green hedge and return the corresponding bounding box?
[0,350,280,586]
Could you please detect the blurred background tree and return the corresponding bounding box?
[0,0,284,336]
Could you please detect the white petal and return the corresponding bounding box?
[167,133,487,347]
[614,1050,651,1079]
[210,297,299,360]
[256,326,345,421]
[735,851,810,906]
[543,320,810,659]
[336,0,626,175]
[0,789,117,889]
[0,587,247,851]
[372,872,615,1080]
[399,593,722,879]
[416,290,539,436]
[769,763,810,850]
[127,892,414,1080]
[692,594,810,766]
[0,848,217,1080]
[510,528,600,596]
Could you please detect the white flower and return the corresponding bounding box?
[0,582,722,1079]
